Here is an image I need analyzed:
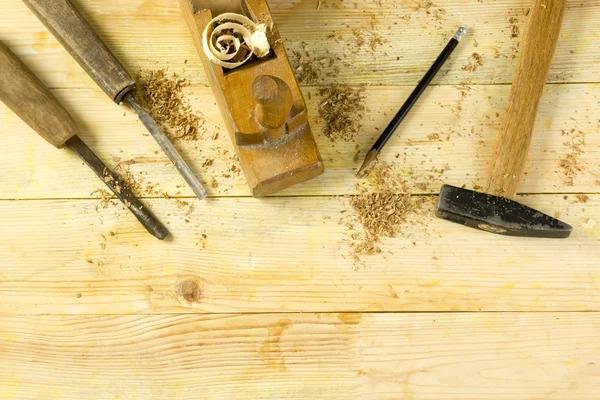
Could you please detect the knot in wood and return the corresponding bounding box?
[177,278,202,304]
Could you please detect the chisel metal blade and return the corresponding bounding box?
[67,135,170,240]
[124,92,208,201]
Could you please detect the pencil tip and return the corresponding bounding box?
[356,149,379,177]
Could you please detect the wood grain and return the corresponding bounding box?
[1,1,599,398]
[487,0,567,198]
[1,83,598,199]
[0,313,599,399]
[0,0,598,88]
[0,196,598,314]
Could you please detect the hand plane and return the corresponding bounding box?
[179,0,324,197]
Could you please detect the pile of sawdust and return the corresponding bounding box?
[317,86,366,141]
[350,191,420,255]
[343,162,428,265]
[559,129,585,186]
[136,69,206,142]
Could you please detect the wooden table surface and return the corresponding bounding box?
[1,0,599,398]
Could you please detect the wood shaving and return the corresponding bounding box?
[559,129,585,186]
[174,199,195,217]
[202,13,271,69]
[443,84,472,117]
[91,189,114,209]
[508,16,520,38]
[575,194,590,204]
[462,53,484,72]
[352,28,387,53]
[291,45,338,85]
[317,86,366,142]
[349,191,420,255]
[582,219,597,229]
[137,69,206,142]
[409,0,446,24]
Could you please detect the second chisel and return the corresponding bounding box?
[23,0,208,200]
[0,40,169,240]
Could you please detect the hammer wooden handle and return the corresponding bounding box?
[23,0,136,103]
[0,40,78,148]
[486,0,567,199]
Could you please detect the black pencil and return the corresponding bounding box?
[357,26,468,176]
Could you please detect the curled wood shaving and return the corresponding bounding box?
[202,13,270,69]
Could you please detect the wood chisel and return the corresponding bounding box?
[0,40,169,240]
[22,0,209,200]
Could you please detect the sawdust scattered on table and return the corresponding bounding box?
[408,0,447,24]
[317,86,366,142]
[291,42,369,143]
[291,43,339,85]
[352,28,387,53]
[91,189,115,209]
[109,159,170,200]
[137,69,206,142]
[508,16,521,38]
[441,84,472,117]
[174,198,195,223]
[462,53,484,72]
[559,129,585,186]
[103,151,240,200]
[340,161,433,268]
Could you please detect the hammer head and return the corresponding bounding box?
[436,185,572,239]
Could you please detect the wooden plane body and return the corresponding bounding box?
[179,0,324,197]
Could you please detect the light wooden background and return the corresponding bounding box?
[1,0,599,399]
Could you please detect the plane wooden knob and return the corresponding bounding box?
[252,75,293,141]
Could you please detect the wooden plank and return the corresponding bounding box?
[1,83,598,199]
[0,312,598,399]
[0,0,598,88]
[0,196,598,314]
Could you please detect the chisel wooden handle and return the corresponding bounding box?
[23,0,136,103]
[0,40,78,148]
[486,0,567,199]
